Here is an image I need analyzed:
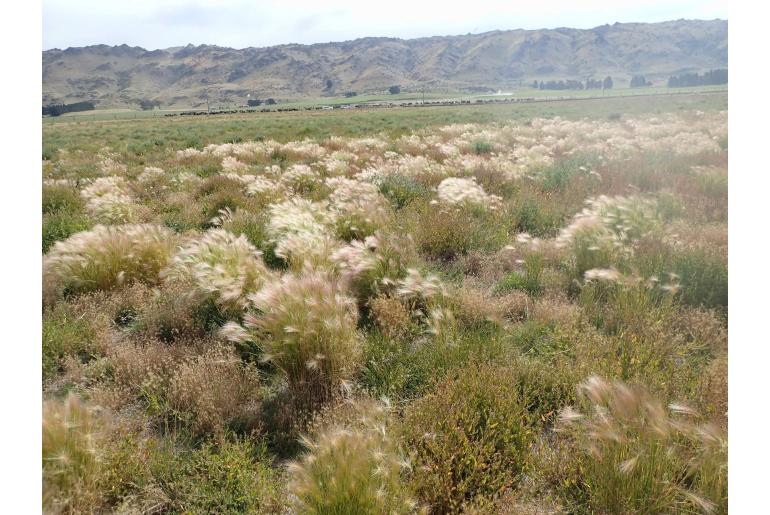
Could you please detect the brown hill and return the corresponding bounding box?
[42,19,727,108]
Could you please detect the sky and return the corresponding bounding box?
[43,0,727,50]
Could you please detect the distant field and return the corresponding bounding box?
[43,90,727,161]
[43,85,727,123]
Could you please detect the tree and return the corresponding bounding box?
[603,76,614,89]
[630,75,651,88]
[247,99,262,107]
[531,80,539,89]
[585,78,602,89]
[668,69,727,88]
[43,101,96,116]
[388,85,401,94]
[344,91,357,98]
[265,98,276,105]
[139,99,161,110]
[325,79,333,91]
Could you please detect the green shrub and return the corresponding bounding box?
[507,356,579,427]
[579,276,674,337]
[511,198,565,237]
[494,253,544,296]
[472,140,493,155]
[378,173,432,209]
[42,305,98,381]
[674,250,728,310]
[42,210,92,253]
[415,203,508,261]
[401,363,533,512]
[360,320,508,402]
[43,185,84,215]
[151,437,285,513]
[695,168,728,200]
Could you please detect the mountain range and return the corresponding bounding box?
[42,19,727,108]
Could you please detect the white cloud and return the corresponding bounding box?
[43,0,727,50]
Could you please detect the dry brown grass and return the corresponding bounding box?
[168,345,262,436]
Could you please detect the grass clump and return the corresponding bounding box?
[43,395,103,513]
[162,228,275,313]
[167,345,262,437]
[556,376,727,514]
[222,266,362,411]
[43,224,176,299]
[289,400,420,514]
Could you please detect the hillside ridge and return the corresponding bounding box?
[42,19,727,107]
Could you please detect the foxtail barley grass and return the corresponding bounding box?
[289,400,421,514]
[557,376,727,514]
[162,228,274,312]
[43,395,103,513]
[43,224,176,301]
[222,265,362,411]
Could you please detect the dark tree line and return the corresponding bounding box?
[532,76,613,90]
[630,75,652,88]
[42,101,95,117]
[668,69,727,88]
[585,78,604,89]
[139,99,161,110]
[248,98,276,106]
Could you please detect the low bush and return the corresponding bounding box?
[42,210,92,253]
[673,249,728,310]
[167,345,262,437]
[494,252,545,296]
[400,363,533,512]
[149,437,285,513]
[42,304,99,382]
[378,173,432,209]
[43,184,84,215]
[414,202,508,261]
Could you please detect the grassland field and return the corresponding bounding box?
[42,90,728,514]
[42,84,727,123]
